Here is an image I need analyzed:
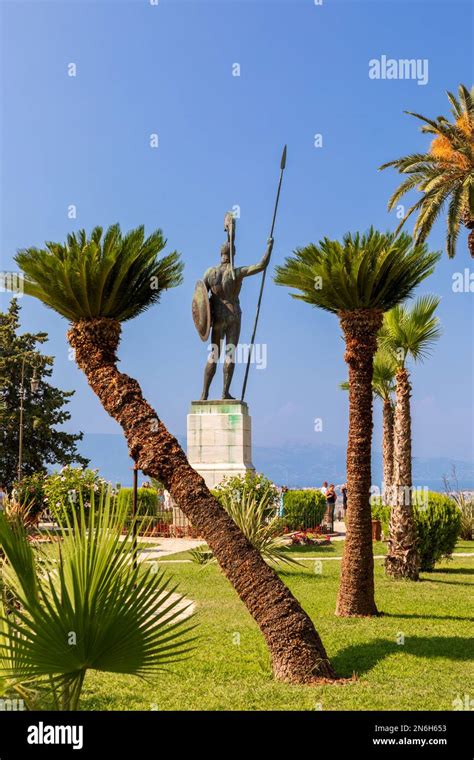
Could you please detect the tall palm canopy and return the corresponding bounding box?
[275,229,439,617]
[380,84,474,258]
[274,229,440,309]
[15,224,184,321]
[379,295,442,366]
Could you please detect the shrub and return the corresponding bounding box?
[116,487,159,516]
[44,466,108,521]
[12,472,47,521]
[370,499,390,536]
[413,492,461,571]
[371,492,461,570]
[212,471,279,519]
[459,500,474,541]
[282,489,326,531]
[116,487,162,532]
[206,485,299,566]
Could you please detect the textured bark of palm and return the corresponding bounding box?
[385,368,420,580]
[336,310,382,617]
[67,318,336,683]
[382,400,394,505]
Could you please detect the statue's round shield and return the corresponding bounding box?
[192,280,211,341]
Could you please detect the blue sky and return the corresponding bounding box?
[0,0,472,464]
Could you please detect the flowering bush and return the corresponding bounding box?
[44,466,109,521]
[12,472,47,520]
[212,471,279,520]
[290,530,331,546]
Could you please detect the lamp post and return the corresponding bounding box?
[132,462,139,573]
[16,352,40,482]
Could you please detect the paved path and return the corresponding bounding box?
[137,536,205,561]
[154,552,474,564]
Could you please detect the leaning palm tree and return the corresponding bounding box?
[275,229,440,616]
[379,295,442,580]
[0,493,194,710]
[13,223,334,683]
[340,349,397,504]
[380,84,474,258]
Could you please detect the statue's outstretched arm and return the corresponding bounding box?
[238,238,274,278]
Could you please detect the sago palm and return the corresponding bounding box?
[275,229,440,616]
[0,493,195,710]
[380,84,474,258]
[341,348,397,502]
[379,295,442,580]
[13,223,334,683]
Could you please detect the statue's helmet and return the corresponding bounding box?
[220,242,233,261]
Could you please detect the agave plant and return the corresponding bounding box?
[0,491,195,710]
[380,84,474,258]
[13,223,335,683]
[275,229,440,616]
[379,295,442,580]
[220,486,299,567]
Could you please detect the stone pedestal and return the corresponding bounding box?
[186,400,254,489]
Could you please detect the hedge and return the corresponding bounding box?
[282,489,327,531]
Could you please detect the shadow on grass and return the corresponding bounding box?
[427,566,474,575]
[333,637,473,677]
[382,612,474,623]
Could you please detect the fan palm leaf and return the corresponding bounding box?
[0,492,196,709]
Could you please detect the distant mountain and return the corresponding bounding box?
[76,434,474,492]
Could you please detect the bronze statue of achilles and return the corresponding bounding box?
[195,214,273,401]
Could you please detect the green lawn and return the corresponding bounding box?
[80,542,474,711]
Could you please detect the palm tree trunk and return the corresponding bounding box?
[336,310,382,617]
[67,318,335,683]
[382,399,394,504]
[385,367,420,580]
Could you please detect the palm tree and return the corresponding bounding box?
[379,295,442,580]
[275,229,440,616]
[13,223,334,683]
[0,493,194,710]
[372,350,397,502]
[380,84,474,258]
[341,349,397,504]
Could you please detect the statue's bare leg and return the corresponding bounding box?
[200,324,223,401]
[222,317,241,400]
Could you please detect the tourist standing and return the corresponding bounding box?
[341,483,348,518]
[326,484,337,532]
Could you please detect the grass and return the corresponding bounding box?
[79,541,474,711]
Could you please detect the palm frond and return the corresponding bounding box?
[0,491,195,709]
[380,84,473,257]
[379,295,442,366]
[13,224,184,322]
[274,229,440,314]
